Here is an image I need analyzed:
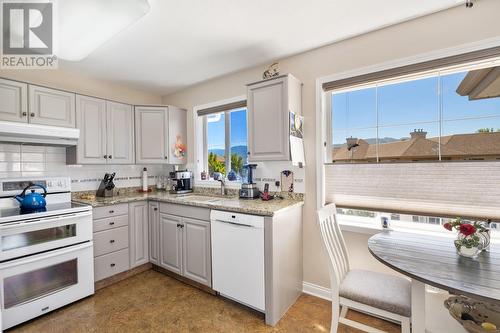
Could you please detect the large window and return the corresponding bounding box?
[204,108,247,181]
[330,62,500,163]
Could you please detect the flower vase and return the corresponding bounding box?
[454,233,482,258]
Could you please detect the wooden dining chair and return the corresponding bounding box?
[317,204,411,333]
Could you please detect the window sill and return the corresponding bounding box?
[339,220,500,243]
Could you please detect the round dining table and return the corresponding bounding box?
[368,230,500,333]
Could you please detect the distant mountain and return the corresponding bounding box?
[208,145,248,160]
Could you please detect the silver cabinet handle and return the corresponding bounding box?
[109,210,114,213]
[110,239,115,243]
[109,221,115,225]
[30,112,35,117]
[108,155,112,159]
[110,263,116,267]
[104,155,108,159]
[22,111,27,117]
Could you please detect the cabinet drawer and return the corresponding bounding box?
[93,214,128,232]
[93,226,129,257]
[159,202,210,221]
[93,204,128,220]
[94,248,130,281]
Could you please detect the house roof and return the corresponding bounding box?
[332,131,500,161]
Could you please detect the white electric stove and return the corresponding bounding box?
[0,177,94,330]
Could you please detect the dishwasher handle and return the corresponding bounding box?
[212,219,257,228]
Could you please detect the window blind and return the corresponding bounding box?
[322,46,500,92]
[196,100,246,116]
[324,162,500,220]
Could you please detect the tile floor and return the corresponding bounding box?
[8,270,400,333]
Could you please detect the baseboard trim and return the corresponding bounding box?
[302,281,332,301]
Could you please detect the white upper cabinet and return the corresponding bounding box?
[167,106,187,164]
[135,106,169,164]
[106,101,134,164]
[72,95,107,164]
[28,85,76,128]
[247,74,302,161]
[0,79,28,123]
[68,95,134,164]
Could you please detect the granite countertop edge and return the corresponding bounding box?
[72,193,304,217]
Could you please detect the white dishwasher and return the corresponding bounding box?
[210,210,265,311]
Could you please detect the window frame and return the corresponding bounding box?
[327,57,500,164]
[193,95,247,186]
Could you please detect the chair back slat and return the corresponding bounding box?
[317,204,350,289]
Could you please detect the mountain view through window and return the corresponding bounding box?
[331,65,500,163]
[206,109,248,180]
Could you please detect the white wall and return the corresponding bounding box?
[162,0,500,288]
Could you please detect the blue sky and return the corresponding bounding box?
[207,108,247,150]
[332,70,500,144]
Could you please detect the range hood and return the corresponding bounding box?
[0,121,79,146]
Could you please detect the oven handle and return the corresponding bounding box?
[0,241,93,269]
[0,210,92,230]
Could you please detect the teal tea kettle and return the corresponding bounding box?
[15,183,47,211]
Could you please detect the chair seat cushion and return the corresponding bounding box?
[339,269,411,317]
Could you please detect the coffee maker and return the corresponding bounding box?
[169,170,193,194]
[239,164,260,199]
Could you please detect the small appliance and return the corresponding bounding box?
[14,183,47,211]
[169,170,193,194]
[96,172,116,197]
[239,164,260,199]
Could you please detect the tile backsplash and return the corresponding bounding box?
[0,143,171,192]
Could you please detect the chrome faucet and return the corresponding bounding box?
[218,179,226,196]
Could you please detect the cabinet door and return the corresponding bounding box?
[106,101,134,164]
[129,201,149,268]
[159,213,182,274]
[182,218,211,286]
[74,95,107,164]
[148,202,160,265]
[135,106,169,164]
[28,85,76,128]
[0,79,28,123]
[168,106,187,164]
[247,77,289,161]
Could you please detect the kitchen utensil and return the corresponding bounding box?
[14,183,47,211]
[96,173,115,197]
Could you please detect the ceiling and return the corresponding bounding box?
[60,0,464,95]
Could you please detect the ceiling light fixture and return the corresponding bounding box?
[56,0,150,61]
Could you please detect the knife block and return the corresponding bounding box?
[96,180,114,197]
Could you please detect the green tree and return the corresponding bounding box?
[230,153,244,174]
[208,152,225,175]
[476,128,500,133]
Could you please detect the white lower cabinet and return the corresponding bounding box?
[159,213,183,275]
[92,204,130,282]
[154,203,212,287]
[129,201,149,268]
[182,217,211,286]
[91,201,212,288]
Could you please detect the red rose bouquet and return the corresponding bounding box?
[443,217,488,257]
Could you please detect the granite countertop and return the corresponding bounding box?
[72,191,304,217]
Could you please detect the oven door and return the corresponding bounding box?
[0,241,94,330]
[0,210,92,262]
